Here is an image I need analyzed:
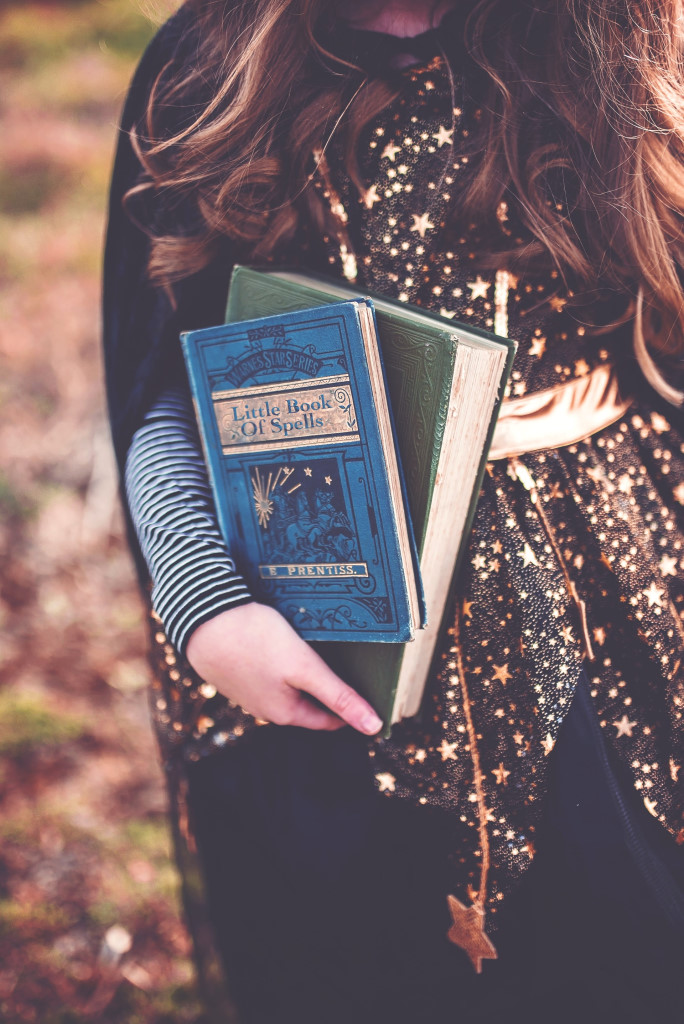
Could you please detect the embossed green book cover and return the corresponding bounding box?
[226,267,515,731]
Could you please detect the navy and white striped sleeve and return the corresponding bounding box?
[124,386,252,653]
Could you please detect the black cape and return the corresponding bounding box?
[102,2,238,576]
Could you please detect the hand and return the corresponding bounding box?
[185,602,384,734]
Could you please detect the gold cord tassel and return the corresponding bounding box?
[446,605,498,972]
[511,458,596,662]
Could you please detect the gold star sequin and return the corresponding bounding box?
[438,739,458,761]
[651,412,670,433]
[381,141,400,162]
[432,125,453,147]
[467,276,491,300]
[518,543,539,568]
[659,555,677,577]
[549,295,567,312]
[613,715,636,738]
[492,663,512,686]
[363,185,381,209]
[673,482,684,504]
[529,335,546,358]
[492,763,510,785]
[446,897,497,973]
[642,582,665,608]
[375,772,396,792]
[304,467,312,477]
[411,212,435,237]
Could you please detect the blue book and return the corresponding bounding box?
[181,300,425,643]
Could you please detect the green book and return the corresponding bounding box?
[226,266,516,732]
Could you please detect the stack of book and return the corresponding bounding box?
[182,266,515,732]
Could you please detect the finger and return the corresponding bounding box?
[298,667,383,735]
[286,698,347,731]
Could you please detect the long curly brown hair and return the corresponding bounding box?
[128,0,684,353]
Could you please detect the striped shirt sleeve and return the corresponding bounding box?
[125,386,252,653]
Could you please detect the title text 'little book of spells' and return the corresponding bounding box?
[181,300,425,646]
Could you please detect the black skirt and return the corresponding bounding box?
[186,672,684,1024]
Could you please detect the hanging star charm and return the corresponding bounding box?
[446,897,497,973]
[411,212,435,238]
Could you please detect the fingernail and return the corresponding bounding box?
[361,713,383,734]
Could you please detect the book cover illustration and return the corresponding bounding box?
[181,302,422,643]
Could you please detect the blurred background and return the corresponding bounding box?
[0,2,208,1020]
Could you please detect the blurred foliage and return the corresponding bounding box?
[0,691,85,757]
[0,160,72,216]
[0,2,204,1021]
[0,0,167,70]
[0,0,179,283]
[0,470,34,520]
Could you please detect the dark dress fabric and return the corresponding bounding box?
[186,670,684,1024]
[104,8,684,1020]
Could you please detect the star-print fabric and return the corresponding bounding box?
[149,54,684,928]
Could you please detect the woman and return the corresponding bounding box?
[104,1,684,1020]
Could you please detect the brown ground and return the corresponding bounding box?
[0,2,206,1020]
